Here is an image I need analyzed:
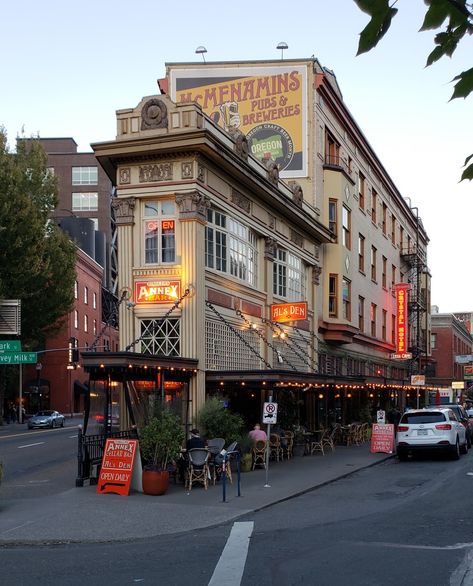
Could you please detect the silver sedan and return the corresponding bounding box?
[27,410,65,429]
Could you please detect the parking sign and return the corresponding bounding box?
[262,402,278,425]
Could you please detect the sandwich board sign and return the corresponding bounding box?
[97,438,138,496]
[262,401,278,425]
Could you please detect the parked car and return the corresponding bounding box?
[428,403,473,449]
[27,410,65,429]
[396,408,467,461]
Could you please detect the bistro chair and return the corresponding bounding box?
[221,441,238,485]
[310,429,327,456]
[283,431,294,459]
[207,438,225,484]
[322,424,340,452]
[252,439,267,469]
[269,434,283,461]
[186,448,210,491]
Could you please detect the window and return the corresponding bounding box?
[273,248,305,301]
[382,202,387,234]
[370,303,377,337]
[342,278,351,320]
[74,280,78,299]
[382,309,387,341]
[382,256,387,289]
[141,318,180,356]
[371,246,377,281]
[431,333,437,349]
[325,130,340,165]
[391,214,396,244]
[72,166,98,185]
[93,292,97,309]
[359,172,365,210]
[329,199,338,237]
[74,310,79,329]
[358,234,365,272]
[358,296,365,332]
[399,225,404,250]
[391,265,396,295]
[84,286,88,305]
[93,319,97,335]
[392,314,396,345]
[206,208,257,286]
[329,274,338,318]
[407,234,411,253]
[144,200,176,264]
[371,189,377,224]
[72,192,98,211]
[342,206,351,250]
[84,314,88,332]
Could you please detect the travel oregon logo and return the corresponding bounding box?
[246,124,294,171]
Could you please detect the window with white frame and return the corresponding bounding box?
[144,200,176,264]
[140,318,180,356]
[84,286,88,305]
[74,310,79,329]
[74,280,78,299]
[342,277,351,320]
[93,292,97,309]
[205,208,257,286]
[72,166,98,185]
[72,192,98,211]
[273,248,305,300]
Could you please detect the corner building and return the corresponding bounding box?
[92,58,431,430]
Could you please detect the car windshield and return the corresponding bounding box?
[36,411,54,416]
[401,412,446,424]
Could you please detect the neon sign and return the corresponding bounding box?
[134,279,181,304]
[395,284,410,354]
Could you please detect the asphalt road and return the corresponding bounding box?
[1,448,473,585]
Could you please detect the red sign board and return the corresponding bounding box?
[395,284,409,354]
[271,302,307,323]
[370,423,395,454]
[134,279,181,304]
[97,438,138,496]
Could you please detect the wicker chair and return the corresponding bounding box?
[310,429,327,455]
[186,448,210,491]
[322,424,340,452]
[269,434,283,461]
[252,439,267,469]
[283,431,294,459]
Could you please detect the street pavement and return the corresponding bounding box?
[0,424,393,545]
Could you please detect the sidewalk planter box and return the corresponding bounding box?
[142,469,169,496]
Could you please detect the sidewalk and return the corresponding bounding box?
[0,444,394,544]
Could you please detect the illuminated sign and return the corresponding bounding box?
[134,279,181,304]
[395,284,409,354]
[271,302,307,323]
[169,63,308,177]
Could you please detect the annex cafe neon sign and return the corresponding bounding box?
[134,279,181,304]
[394,283,410,354]
[271,301,307,323]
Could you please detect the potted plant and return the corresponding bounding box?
[292,425,307,457]
[139,407,184,495]
[236,434,253,473]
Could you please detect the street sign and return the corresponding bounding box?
[411,375,425,386]
[456,355,473,364]
[0,340,21,353]
[262,401,278,425]
[390,352,412,360]
[0,352,37,364]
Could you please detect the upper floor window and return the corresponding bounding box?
[342,278,351,321]
[342,206,351,250]
[205,208,257,287]
[370,303,377,337]
[84,286,88,304]
[359,172,365,210]
[431,333,437,349]
[358,296,365,333]
[84,314,88,332]
[382,309,387,341]
[72,166,98,185]
[273,248,305,301]
[72,192,98,211]
[382,202,387,234]
[144,200,176,265]
[358,234,365,273]
[329,274,338,318]
[329,199,338,238]
[371,189,377,224]
[371,246,377,281]
[382,256,387,289]
[325,130,340,166]
[93,292,97,309]
[391,214,396,244]
[74,280,78,299]
[74,310,79,329]
[400,225,404,250]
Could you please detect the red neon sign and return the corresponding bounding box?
[395,284,409,354]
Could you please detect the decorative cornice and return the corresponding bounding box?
[139,163,173,183]
[112,197,136,225]
[141,98,168,130]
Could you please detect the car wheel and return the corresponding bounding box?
[50,420,55,429]
[397,450,408,462]
[461,439,468,455]
[451,438,461,460]
[468,434,472,449]
[61,419,64,428]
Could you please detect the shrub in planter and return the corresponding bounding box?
[198,395,244,446]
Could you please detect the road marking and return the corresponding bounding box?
[355,540,473,551]
[17,442,45,449]
[208,521,254,586]
[467,472,473,476]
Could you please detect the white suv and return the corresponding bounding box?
[396,408,467,461]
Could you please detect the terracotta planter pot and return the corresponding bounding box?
[142,469,169,495]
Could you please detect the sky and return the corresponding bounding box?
[2,0,471,312]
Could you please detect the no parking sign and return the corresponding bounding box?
[262,402,278,425]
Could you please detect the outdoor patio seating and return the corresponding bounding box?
[186,448,210,491]
[269,433,283,461]
[310,429,327,455]
[252,439,267,469]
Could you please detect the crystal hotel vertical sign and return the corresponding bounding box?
[395,284,410,354]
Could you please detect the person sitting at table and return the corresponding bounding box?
[272,424,288,448]
[248,423,267,443]
[186,428,206,451]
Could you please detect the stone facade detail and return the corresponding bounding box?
[176,191,210,222]
[289,181,303,208]
[139,163,173,183]
[264,237,278,260]
[141,98,168,130]
[112,197,136,225]
[290,229,304,248]
[228,128,249,160]
[312,265,322,285]
[119,168,131,185]
[231,189,251,214]
[181,162,193,179]
[198,164,206,183]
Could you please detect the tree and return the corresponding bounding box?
[355,0,473,180]
[0,129,76,346]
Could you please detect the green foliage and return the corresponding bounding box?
[139,407,185,471]
[0,129,76,345]
[198,395,245,446]
[354,0,473,181]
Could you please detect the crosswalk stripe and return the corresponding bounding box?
[208,521,254,586]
